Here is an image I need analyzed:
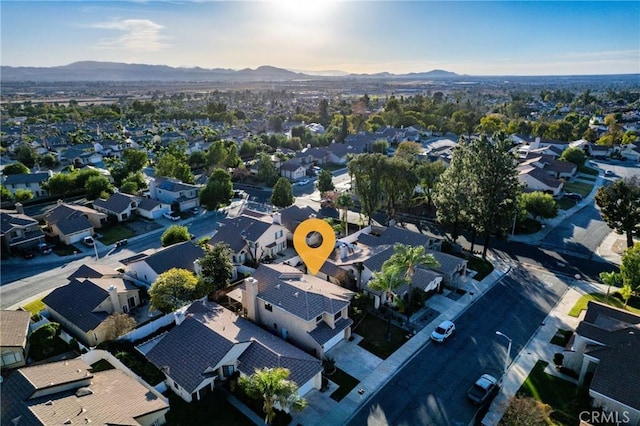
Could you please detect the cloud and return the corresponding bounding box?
[91,19,169,51]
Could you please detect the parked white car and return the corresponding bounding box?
[163,212,180,221]
[430,320,455,342]
[467,374,499,405]
[82,236,95,247]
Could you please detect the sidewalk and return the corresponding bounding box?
[290,257,511,426]
[481,279,610,425]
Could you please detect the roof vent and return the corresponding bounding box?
[63,420,72,424]
[75,387,93,397]
[293,292,299,297]
[45,400,54,406]
[275,284,280,289]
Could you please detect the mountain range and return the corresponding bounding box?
[0,61,459,82]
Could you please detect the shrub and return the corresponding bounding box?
[29,322,70,361]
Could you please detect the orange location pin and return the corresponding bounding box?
[293,218,336,275]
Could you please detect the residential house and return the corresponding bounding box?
[276,205,319,241]
[93,192,138,222]
[136,198,169,220]
[144,299,323,403]
[0,310,31,369]
[588,143,613,159]
[208,214,287,267]
[562,302,640,425]
[228,264,354,358]
[148,176,200,212]
[43,201,107,245]
[517,165,564,196]
[0,357,169,426]
[620,143,640,162]
[125,241,205,287]
[43,266,141,346]
[60,145,103,166]
[0,206,46,254]
[359,244,443,308]
[2,171,53,198]
[280,159,308,180]
[520,153,577,180]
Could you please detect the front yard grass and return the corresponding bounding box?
[518,360,590,426]
[355,313,408,359]
[328,367,360,402]
[578,165,599,176]
[568,292,640,317]
[557,198,579,210]
[467,256,494,281]
[99,223,136,245]
[562,181,594,197]
[53,244,81,256]
[22,298,45,315]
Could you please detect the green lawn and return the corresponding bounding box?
[562,181,594,197]
[328,367,360,402]
[467,256,494,281]
[578,165,599,176]
[99,224,136,245]
[557,198,579,210]
[53,244,82,256]
[569,292,640,317]
[22,299,45,315]
[518,360,590,425]
[355,313,408,359]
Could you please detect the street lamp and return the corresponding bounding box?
[496,331,512,376]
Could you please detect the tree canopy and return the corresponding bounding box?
[239,367,307,425]
[149,268,199,313]
[620,243,640,296]
[560,147,586,167]
[520,192,558,221]
[271,177,294,208]
[316,169,334,193]
[3,162,30,175]
[161,225,191,247]
[198,242,234,295]
[200,168,233,210]
[595,176,640,248]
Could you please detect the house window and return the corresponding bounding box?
[334,311,342,320]
[275,230,283,239]
[222,365,235,377]
[1,351,22,366]
[265,303,272,312]
[273,323,278,330]
[316,315,323,323]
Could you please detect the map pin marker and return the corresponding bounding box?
[293,218,336,275]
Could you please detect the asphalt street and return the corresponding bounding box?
[347,266,570,426]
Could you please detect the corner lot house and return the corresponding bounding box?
[43,201,107,245]
[0,358,169,426]
[43,266,141,346]
[144,299,323,403]
[0,207,46,254]
[228,264,354,358]
[0,310,31,369]
[563,302,640,424]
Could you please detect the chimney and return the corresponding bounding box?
[272,212,282,225]
[244,277,259,321]
[107,285,121,313]
[174,309,186,325]
[533,137,541,149]
[15,202,24,215]
[193,259,201,275]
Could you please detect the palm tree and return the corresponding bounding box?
[335,192,354,236]
[368,268,405,342]
[239,367,307,424]
[382,244,440,319]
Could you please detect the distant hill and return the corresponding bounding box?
[0,61,461,82]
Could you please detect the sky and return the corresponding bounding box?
[1,1,639,76]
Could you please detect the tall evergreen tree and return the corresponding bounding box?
[595,176,640,248]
